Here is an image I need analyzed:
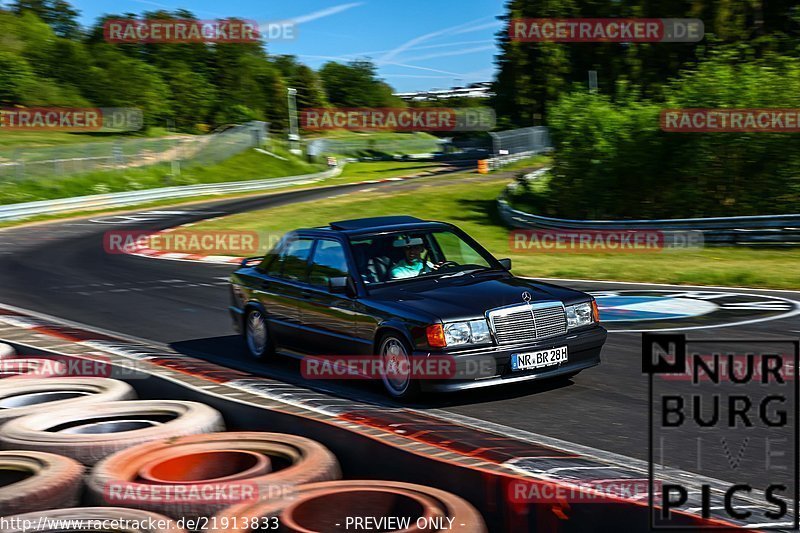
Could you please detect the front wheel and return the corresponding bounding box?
[378,335,420,401]
[245,308,273,360]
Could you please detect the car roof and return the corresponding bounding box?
[298,216,452,237]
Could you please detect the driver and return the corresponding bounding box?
[390,236,435,279]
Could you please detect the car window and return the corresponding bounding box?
[432,231,491,267]
[269,238,313,281]
[309,240,349,288]
[351,229,495,284]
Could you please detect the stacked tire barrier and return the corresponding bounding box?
[0,344,488,532]
[211,480,487,533]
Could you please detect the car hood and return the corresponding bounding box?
[369,273,591,321]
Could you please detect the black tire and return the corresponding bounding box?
[244,307,273,361]
[377,334,420,401]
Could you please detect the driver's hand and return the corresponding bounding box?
[431,261,446,270]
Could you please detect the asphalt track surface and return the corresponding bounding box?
[1,169,799,494]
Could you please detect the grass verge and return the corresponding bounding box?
[185,176,800,290]
[0,147,323,205]
[0,160,447,230]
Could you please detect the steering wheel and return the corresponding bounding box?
[433,261,459,271]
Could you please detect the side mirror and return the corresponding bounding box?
[498,258,512,270]
[329,276,356,297]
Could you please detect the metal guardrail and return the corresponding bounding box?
[498,169,800,246]
[0,122,268,181]
[0,166,342,222]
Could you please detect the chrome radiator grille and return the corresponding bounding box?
[487,302,567,345]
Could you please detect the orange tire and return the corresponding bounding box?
[208,480,487,533]
[87,432,341,520]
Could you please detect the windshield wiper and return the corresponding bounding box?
[438,267,484,279]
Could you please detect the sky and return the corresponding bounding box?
[66,0,506,92]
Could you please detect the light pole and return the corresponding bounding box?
[287,87,301,155]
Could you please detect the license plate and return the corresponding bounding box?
[511,346,568,371]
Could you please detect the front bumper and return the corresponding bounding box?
[415,324,606,392]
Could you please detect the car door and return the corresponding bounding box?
[299,238,369,355]
[254,236,314,351]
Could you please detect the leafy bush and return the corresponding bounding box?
[519,49,800,219]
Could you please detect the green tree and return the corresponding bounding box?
[11,0,79,37]
[319,60,402,107]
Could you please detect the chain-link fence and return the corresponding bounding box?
[306,134,444,158]
[0,122,268,181]
[488,126,551,169]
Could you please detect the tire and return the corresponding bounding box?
[378,334,420,400]
[0,450,84,516]
[244,308,273,360]
[0,400,225,465]
[87,432,341,520]
[208,480,487,533]
[2,508,185,532]
[0,342,15,360]
[0,378,136,423]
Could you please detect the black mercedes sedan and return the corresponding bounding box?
[229,216,606,399]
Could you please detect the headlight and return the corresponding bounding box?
[428,319,493,347]
[566,302,594,329]
[444,322,471,345]
[468,319,491,343]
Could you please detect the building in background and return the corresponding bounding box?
[394,82,493,102]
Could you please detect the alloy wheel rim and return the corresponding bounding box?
[246,311,267,357]
[382,338,410,395]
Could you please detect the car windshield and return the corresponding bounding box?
[350,229,497,285]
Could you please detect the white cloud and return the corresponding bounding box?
[378,16,497,64]
[288,2,364,25]
[401,45,495,63]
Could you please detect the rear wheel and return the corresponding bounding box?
[378,335,420,401]
[245,309,273,360]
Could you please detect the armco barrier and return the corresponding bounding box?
[498,169,800,246]
[0,166,342,222]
